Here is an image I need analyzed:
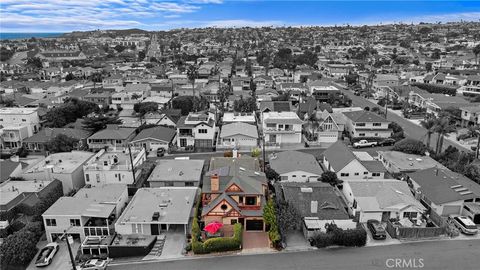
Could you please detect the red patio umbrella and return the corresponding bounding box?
[204,221,223,234]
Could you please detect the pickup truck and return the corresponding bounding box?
[353,140,378,148]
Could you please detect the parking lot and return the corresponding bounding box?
[27,239,80,270]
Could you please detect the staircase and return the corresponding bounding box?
[147,234,166,257]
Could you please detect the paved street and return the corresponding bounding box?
[338,85,472,153]
[109,239,480,270]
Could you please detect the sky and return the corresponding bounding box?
[0,0,480,32]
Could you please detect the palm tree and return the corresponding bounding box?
[434,117,456,154]
[308,113,320,141]
[420,118,436,150]
[187,64,199,112]
[473,44,480,69]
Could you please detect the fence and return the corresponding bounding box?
[386,220,446,239]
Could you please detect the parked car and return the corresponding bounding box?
[79,258,111,270]
[156,148,165,157]
[451,216,478,235]
[35,242,59,267]
[366,220,387,240]
[353,140,378,148]
[378,138,396,146]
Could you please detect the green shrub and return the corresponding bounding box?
[192,223,243,254]
[311,226,367,248]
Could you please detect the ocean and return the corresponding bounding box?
[0,32,64,40]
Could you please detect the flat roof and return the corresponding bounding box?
[116,187,198,225]
[24,151,94,175]
[378,151,446,173]
[0,108,37,115]
[148,160,204,182]
[43,184,127,217]
[0,180,53,206]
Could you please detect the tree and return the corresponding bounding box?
[265,167,280,181]
[45,98,98,127]
[320,171,343,185]
[138,50,146,61]
[420,118,436,150]
[217,85,230,112]
[187,64,199,112]
[114,45,126,53]
[46,134,78,153]
[392,138,428,155]
[65,72,75,81]
[82,115,122,133]
[434,117,456,154]
[345,74,359,85]
[425,62,433,72]
[133,102,158,116]
[276,200,302,236]
[26,57,42,68]
[233,96,256,112]
[473,44,480,68]
[419,27,433,35]
[172,96,206,115]
[257,50,271,75]
[273,48,293,70]
[389,122,405,140]
[0,230,38,267]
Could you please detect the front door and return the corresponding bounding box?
[381,211,390,222]
[238,218,245,227]
[151,224,159,235]
[269,134,277,143]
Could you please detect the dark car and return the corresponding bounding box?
[366,220,387,240]
[156,148,165,157]
[378,138,396,146]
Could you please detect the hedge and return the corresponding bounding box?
[310,226,367,248]
[411,82,457,96]
[192,223,243,254]
[0,221,44,267]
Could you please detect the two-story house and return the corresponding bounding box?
[262,111,303,146]
[87,125,136,151]
[0,107,40,135]
[42,184,128,242]
[323,141,386,180]
[201,159,268,231]
[343,110,392,139]
[83,148,146,187]
[176,112,216,150]
[460,106,480,127]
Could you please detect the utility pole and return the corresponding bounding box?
[61,230,76,270]
[476,130,480,159]
[127,143,136,184]
[384,90,389,119]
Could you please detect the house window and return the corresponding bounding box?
[86,174,90,182]
[115,140,122,144]
[185,182,194,187]
[22,119,26,122]
[180,138,187,147]
[70,219,81,227]
[373,123,381,126]
[46,219,57,227]
[403,212,418,219]
[340,173,349,177]
[164,182,174,187]
[372,173,381,177]
[231,219,237,225]
[364,172,368,175]
[292,175,297,177]
[198,129,208,134]
[354,173,359,176]
[356,123,366,127]
[359,133,365,137]
[245,196,257,205]
[353,200,357,209]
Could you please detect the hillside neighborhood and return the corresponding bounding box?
[1,22,480,270]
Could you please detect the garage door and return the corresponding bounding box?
[442,205,462,216]
[360,212,383,223]
[195,139,212,148]
[246,220,264,231]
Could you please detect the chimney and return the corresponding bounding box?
[311,200,318,214]
[232,148,238,158]
[211,174,219,192]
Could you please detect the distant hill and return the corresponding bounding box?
[63,28,150,38]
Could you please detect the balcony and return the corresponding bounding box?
[179,132,194,137]
[263,127,296,134]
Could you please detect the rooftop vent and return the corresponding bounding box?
[152,212,160,221]
[301,187,313,193]
[460,191,473,196]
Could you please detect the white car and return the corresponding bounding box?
[79,258,110,270]
[451,216,478,235]
[35,242,59,267]
[353,140,378,148]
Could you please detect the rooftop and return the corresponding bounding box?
[24,151,94,175]
[222,112,256,123]
[0,180,53,206]
[0,107,38,115]
[116,187,198,225]
[148,160,204,182]
[378,151,446,173]
[43,184,127,217]
[269,151,323,176]
[84,149,143,171]
[220,122,258,139]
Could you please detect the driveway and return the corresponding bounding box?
[284,230,313,251]
[27,238,80,270]
[362,223,400,247]
[242,231,270,250]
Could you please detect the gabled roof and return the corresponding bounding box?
[88,126,136,140]
[0,160,23,183]
[323,141,359,172]
[408,168,480,204]
[131,126,176,143]
[220,122,258,139]
[23,128,92,143]
[343,110,389,123]
[269,151,323,176]
[259,101,293,112]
